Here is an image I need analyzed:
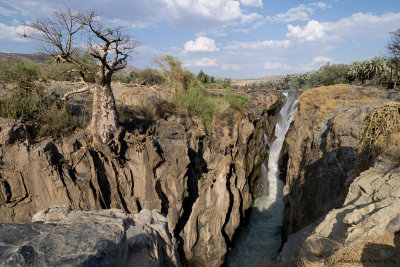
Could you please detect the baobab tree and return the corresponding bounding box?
[22,7,137,151]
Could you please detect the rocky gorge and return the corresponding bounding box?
[280,85,400,265]
[0,82,283,266]
[1,82,400,266]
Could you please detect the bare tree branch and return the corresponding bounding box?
[21,6,139,148]
[61,83,94,100]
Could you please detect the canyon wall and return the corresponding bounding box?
[0,85,282,266]
[282,86,398,239]
[280,85,400,264]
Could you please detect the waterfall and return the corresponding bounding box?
[227,91,298,266]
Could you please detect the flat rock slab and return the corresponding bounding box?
[0,206,180,267]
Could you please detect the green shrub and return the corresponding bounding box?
[137,68,165,85]
[173,86,228,132]
[0,87,87,138]
[0,88,42,120]
[154,55,195,91]
[0,60,41,91]
[197,70,211,84]
[223,93,249,109]
[112,72,135,84]
[37,102,88,137]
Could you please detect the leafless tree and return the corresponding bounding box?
[21,7,137,152]
[387,28,400,89]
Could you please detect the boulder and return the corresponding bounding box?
[0,205,180,266]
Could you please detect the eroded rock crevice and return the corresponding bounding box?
[0,90,283,266]
[280,87,400,264]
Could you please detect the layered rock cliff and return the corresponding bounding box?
[280,85,400,265]
[282,85,400,240]
[280,149,400,265]
[0,84,282,266]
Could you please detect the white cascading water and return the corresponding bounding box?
[227,91,298,266]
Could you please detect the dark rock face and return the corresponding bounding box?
[280,150,400,264]
[282,87,400,241]
[0,206,179,267]
[0,89,282,266]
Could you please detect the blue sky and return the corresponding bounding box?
[0,0,400,78]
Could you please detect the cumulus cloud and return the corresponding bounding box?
[264,62,292,70]
[162,0,242,22]
[225,39,291,50]
[326,12,400,39]
[286,20,327,42]
[221,64,242,71]
[267,2,331,23]
[240,0,263,7]
[241,13,263,24]
[311,56,333,65]
[0,23,29,42]
[1,0,244,31]
[286,12,400,43]
[184,37,219,52]
[183,57,218,67]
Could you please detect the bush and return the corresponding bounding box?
[0,88,42,120]
[0,87,88,138]
[223,93,249,109]
[112,72,135,84]
[137,69,165,85]
[358,103,400,159]
[37,101,88,137]
[173,86,228,132]
[0,60,41,91]
[154,55,196,91]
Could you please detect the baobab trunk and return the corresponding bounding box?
[89,80,120,146]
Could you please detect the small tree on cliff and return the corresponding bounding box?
[386,28,400,89]
[22,7,137,151]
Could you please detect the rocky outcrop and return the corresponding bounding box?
[0,87,282,266]
[280,149,400,265]
[282,86,399,240]
[0,205,179,266]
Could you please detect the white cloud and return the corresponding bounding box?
[264,62,292,70]
[311,56,333,65]
[2,0,244,31]
[314,2,330,9]
[240,0,263,7]
[183,57,218,67]
[241,13,263,24]
[221,64,242,71]
[286,20,327,42]
[0,23,29,42]
[286,12,400,44]
[225,39,291,50]
[326,12,400,39]
[184,37,219,52]
[231,28,250,33]
[267,2,331,23]
[162,0,243,22]
[0,6,18,16]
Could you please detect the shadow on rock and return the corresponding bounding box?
[360,232,400,267]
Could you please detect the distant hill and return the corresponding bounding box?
[118,65,141,75]
[0,52,50,63]
[0,52,141,73]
